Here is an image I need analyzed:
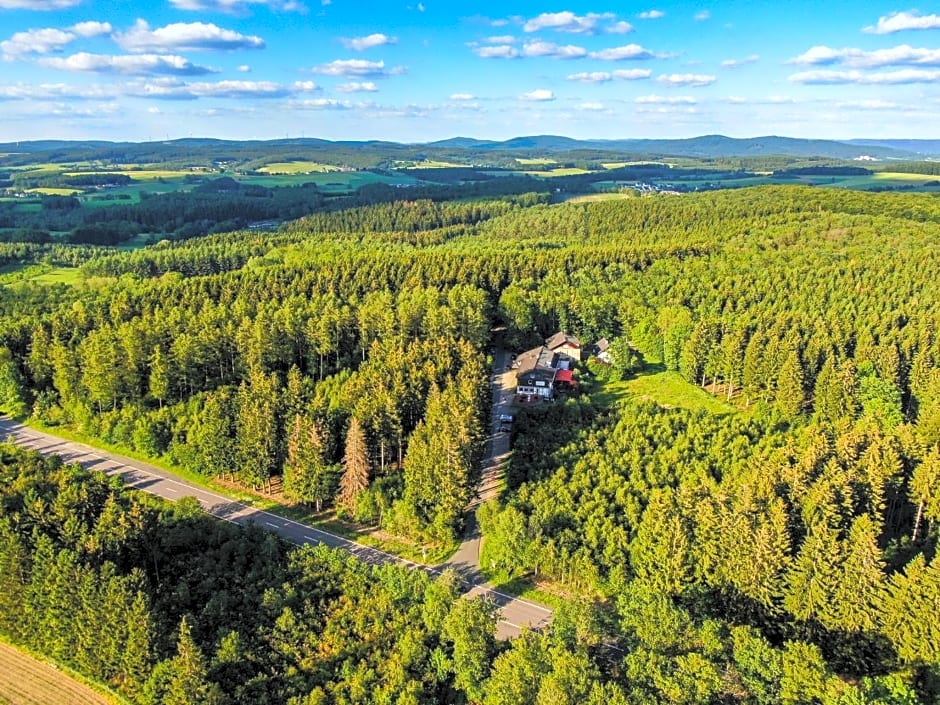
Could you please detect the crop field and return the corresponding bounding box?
[0,641,117,705]
[24,187,82,196]
[564,192,635,203]
[238,169,421,191]
[515,157,557,166]
[521,167,592,177]
[257,161,342,174]
[396,160,468,169]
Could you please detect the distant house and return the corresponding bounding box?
[592,338,611,364]
[545,332,582,362]
[514,346,559,400]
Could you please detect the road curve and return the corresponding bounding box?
[0,417,552,639]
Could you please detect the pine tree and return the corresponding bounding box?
[148,345,171,408]
[235,370,281,491]
[783,526,842,626]
[831,515,886,632]
[282,413,331,511]
[338,417,371,513]
[191,387,236,480]
[164,617,215,705]
[775,349,806,418]
[911,447,940,542]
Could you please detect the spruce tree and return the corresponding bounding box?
[338,417,371,514]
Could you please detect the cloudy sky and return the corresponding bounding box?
[1,0,939,142]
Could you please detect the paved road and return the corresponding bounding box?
[0,416,552,639]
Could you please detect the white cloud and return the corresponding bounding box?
[449,92,476,100]
[787,44,940,69]
[578,101,605,111]
[39,52,217,76]
[522,40,587,59]
[310,58,404,77]
[638,10,664,19]
[694,10,711,21]
[237,64,251,72]
[186,80,290,98]
[472,44,519,58]
[485,34,516,43]
[0,0,81,8]
[336,81,378,92]
[836,99,900,110]
[589,44,654,60]
[789,68,940,84]
[520,88,554,101]
[291,97,355,110]
[657,73,716,86]
[721,54,759,68]
[606,21,633,34]
[1,28,76,59]
[292,80,318,91]
[522,11,614,34]
[115,20,265,53]
[636,94,696,104]
[71,21,112,37]
[168,0,305,13]
[0,81,118,100]
[340,33,396,51]
[864,10,940,34]
[566,68,651,82]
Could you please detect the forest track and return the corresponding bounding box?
[0,641,116,705]
[0,416,551,640]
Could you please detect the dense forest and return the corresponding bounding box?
[1,184,940,702]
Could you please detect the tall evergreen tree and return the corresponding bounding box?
[338,417,371,513]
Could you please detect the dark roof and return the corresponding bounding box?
[515,345,558,376]
[546,331,581,350]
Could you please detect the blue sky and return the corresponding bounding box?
[1,0,939,142]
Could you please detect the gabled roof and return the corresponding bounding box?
[594,338,610,353]
[555,369,574,384]
[515,345,558,376]
[546,331,581,350]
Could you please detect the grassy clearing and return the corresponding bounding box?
[564,192,634,203]
[397,160,468,169]
[24,187,81,196]
[258,161,341,174]
[0,264,82,289]
[515,158,557,166]
[239,170,420,192]
[0,640,123,705]
[602,161,672,169]
[521,167,592,177]
[604,369,738,415]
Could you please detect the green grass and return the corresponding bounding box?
[238,170,420,192]
[604,369,738,415]
[0,264,83,289]
[396,160,469,169]
[257,161,342,174]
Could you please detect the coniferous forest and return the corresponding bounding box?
[1,184,940,703]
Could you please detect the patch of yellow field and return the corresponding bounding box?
[0,641,119,705]
[24,187,81,196]
[515,158,557,166]
[258,161,342,174]
[522,167,592,177]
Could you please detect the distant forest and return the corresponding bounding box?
[0,184,939,703]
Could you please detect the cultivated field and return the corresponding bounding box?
[0,641,117,705]
[257,161,341,174]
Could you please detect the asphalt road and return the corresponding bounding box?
[0,416,552,639]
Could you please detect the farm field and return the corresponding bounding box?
[0,641,117,705]
[521,167,592,177]
[238,169,420,191]
[257,161,342,174]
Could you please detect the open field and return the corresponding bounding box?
[564,192,635,203]
[0,641,118,705]
[0,264,82,289]
[521,167,592,177]
[24,187,81,196]
[515,157,557,166]
[239,170,420,191]
[604,370,738,415]
[397,160,469,169]
[257,161,342,174]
